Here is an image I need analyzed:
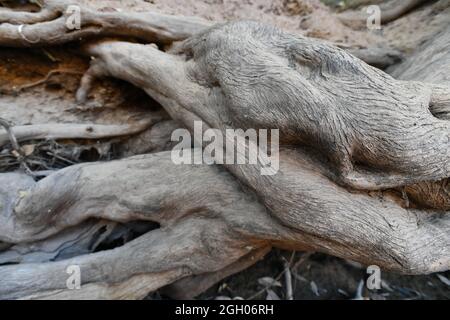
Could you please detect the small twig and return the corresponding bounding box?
[282,256,293,300]
[0,118,22,154]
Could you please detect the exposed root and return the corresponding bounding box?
[161,246,272,300]
[0,120,155,148]
[390,25,450,120]
[380,0,429,24]
[0,0,210,47]
[0,117,21,152]
[338,0,429,27]
[78,23,450,193]
[430,85,450,120]
[0,0,448,300]
[0,0,405,69]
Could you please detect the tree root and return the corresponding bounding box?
[387,25,450,210]
[0,149,448,298]
[0,0,62,25]
[338,0,429,28]
[0,119,156,148]
[77,22,450,193]
[0,217,255,300]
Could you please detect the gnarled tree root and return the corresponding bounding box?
[0,149,448,299]
[338,0,429,28]
[0,2,448,300]
[0,119,158,148]
[76,22,450,198]
[388,25,450,210]
[0,0,403,68]
[0,0,210,47]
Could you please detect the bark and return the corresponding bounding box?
[0,220,118,264]
[388,25,450,211]
[0,0,210,46]
[0,120,155,148]
[0,0,404,68]
[76,22,450,193]
[0,0,448,300]
[379,0,428,24]
[390,25,450,118]
[0,150,448,299]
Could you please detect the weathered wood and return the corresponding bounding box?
[0,120,156,148]
[389,25,450,211]
[0,220,118,264]
[0,0,210,47]
[0,0,404,68]
[0,1,448,300]
[0,148,448,299]
[77,22,450,194]
[390,25,450,119]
